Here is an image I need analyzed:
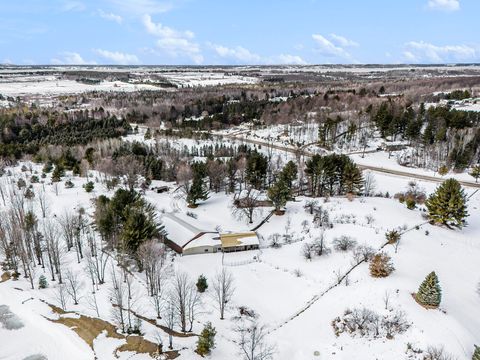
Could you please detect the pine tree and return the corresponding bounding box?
[342,161,363,195]
[51,164,65,182]
[267,179,290,214]
[415,271,441,308]
[472,345,480,360]
[469,165,480,183]
[196,322,216,356]
[196,275,208,293]
[38,275,48,289]
[369,253,395,278]
[187,175,209,207]
[425,178,468,228]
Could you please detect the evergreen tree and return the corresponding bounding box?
[83,181,95,193]
[51,164,64,182]
[472,345,480,360]
[415,271,441,308]
[245,150,268,189]
[121,204,161,254]
[187,163,209,207]
[267,179,290,214]
[38,275,48,289]
[425,178,468,228]
[279,161,298,189]
[196,322,216,356]
[196,275,208,293]
[342,161,363,195]
[469,165,480,183]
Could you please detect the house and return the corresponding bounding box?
[220,232,260,253]
[162,214,260,255]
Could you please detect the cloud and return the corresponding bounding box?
[51,52,96,65]
[427,0,460,11]
[277,54,308,65]
[329,34,359,48]
[403,41,476,63]
[108,0,172,15]
[208,43,307,65]
[142,14,202,64]
[60,1,86,12]
[142,14,193,39]
[312,34,352,59]
[209,43,262,64]
[94,49,139,65]
[98,9,122,24]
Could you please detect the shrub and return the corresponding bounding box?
[30,175,39,184]
[269,233,282,248]
[83,181,95,193]
[385,230,401,244]
[369,253,395,277]
[406,198,416,210]
[353,245,375,263]
[196,322,216,356]
[24,188,35,200]
[105,177,120,191]
[196,275,208,293]
[333,236,357,252]
[65,180,74,188]
[38,275,48,289]
[42,162,53,173]
[17,178,26,189]
[423,346,456,360]
[332,307,409,339]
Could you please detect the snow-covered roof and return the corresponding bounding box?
[162,216,197,248]
[183,233,222,250]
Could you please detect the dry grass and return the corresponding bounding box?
[0,272,11,283]
[116,336,180,359]
[51,312,122,348]
[47,304,180,359]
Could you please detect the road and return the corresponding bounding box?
[223,133,480,189]
[135,123,480,189]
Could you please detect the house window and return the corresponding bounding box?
[204,249,209,252]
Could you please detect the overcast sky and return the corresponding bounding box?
[1,0,479,65]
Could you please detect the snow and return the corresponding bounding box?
[1,149,480,360]
[0,79,161,97]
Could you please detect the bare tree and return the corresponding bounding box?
[232,187,261,224]
[137,240,166,296]
[212,268,235,320]
[363,172,377,197]
[43,219,64,283]
[110,266,127,333]
[37,185,49,218]
[0,178,7,206]
[186,282,202,332]
[55,283,69,311]
[171,272,196,332]
[65,270,83,305]
[163,296,176,350]
[235,321,275,360]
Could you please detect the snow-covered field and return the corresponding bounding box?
[0,69,258,98]
[1,143,479,360]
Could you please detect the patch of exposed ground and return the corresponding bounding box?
[47,304,179,359]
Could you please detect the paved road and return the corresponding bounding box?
[224,133,480,189]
